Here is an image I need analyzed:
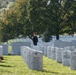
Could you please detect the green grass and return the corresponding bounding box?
[0,55,76,75]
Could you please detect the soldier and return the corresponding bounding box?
[32,32,38,45]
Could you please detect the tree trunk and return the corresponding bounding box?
[56,34,59,40]
[56,25,60,40]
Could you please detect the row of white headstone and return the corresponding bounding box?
[0,36,76,55]
[53,40,76,70]
[1,37,76,55]
[10,41,31,55]
[54,40,76,48]
[8,37,33,55]
[0,42,32,55]
[32,40,76,70]
[0,37,33,55]
[1,37,76,70]
[20,46,43,71]
[47,46,76,70]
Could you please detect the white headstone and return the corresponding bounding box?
[56,48,63,63]
[47,46,52,58]
[40,46,45,54]
[62,50,71,66]
[70,51,76,70]
[51,47,57,60]
[0,46,3,57]
[54,40,72,48]
[20,46,43,71]
[11,42,31,55]
[1,43,8,55]
[43,46,47,56]
[28,50,43,71]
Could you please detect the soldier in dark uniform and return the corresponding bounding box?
[32,32,38,45]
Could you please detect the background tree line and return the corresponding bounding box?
[0,0,76,42]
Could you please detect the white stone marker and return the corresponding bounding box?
[43,46,47,56]
[11,42,31,55]
[47,46,52,58]
[70,51,76,70]
[62,50,71,66]
[56,48,63,63]
[20,46,43,71]
[54,40,72,48]
[51,47,57,60]
[40,46,45,54]
[0,46,3,57]
[28,50,43,71]
[2,43,8,55]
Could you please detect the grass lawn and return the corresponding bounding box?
[0,55,76,75]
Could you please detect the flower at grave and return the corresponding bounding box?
[0,57,3,60]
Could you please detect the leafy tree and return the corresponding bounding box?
[44,0,76,40]
[27,0,69,40]
[45,0,66,40]
[27,0,48,34]
[0,0,76,42]
[14,0,29,37]
[0,19,10,42]
[0,0,28,42]
[43,27,52,42]
[65,0,76,35]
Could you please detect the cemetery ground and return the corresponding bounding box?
[0,55,76,75]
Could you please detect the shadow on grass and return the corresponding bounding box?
[42,69,59,74]
[0,61,6,63]
[3,57,8,60]
[0,64,12,67]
